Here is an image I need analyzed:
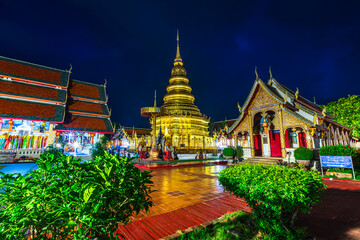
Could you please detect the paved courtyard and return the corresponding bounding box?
[132,164,229,221]
[2,163,360,239]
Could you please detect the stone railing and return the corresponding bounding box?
[0,149,44,160]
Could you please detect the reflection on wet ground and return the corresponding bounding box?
[132,165,229,221]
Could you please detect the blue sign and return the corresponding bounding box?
[320,156,353,168]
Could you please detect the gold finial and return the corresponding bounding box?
[104,79,107,88]
[269,66,273,79]
[313,97,316,104]
[295,88,299,100]
[175,29,182,62]
[283,91,288,103]
[109,108,112,116]
[255,66,259,80]
[154,90,157,108]
[67,64,72,74]
[237,102,242,113]
[322,107,326,117]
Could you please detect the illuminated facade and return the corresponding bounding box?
[142,32,216,153]
[227,69,354,160]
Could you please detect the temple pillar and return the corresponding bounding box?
[277,109,287,158]
[248,112,255,157]
[234,132,238,148]
[152,116,157,148]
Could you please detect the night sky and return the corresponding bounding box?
[1,1,359,128]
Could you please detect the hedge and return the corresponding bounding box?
[218,164,326,239]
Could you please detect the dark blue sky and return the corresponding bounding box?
[1,1,359,127]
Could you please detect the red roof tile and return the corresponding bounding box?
[124,128,151,136]
[0,59,62,84]
[0,80,60,100]
[0,99,60,121]
[68,99,106,115]
[56,115,113,134]
[69,80,102,100]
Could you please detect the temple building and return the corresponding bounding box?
[112,126,151,153]
[141,32,216,154]
[227,69,354,160]
[0,56,113,158]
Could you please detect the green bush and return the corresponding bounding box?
[319,145,360,169]
[236,146,244,160]
[319,144,358,157]
[294,146,313,160]
[177,211,258,240]
[218,164,326,239]
[223,147,234,157]
[0,151,153,239]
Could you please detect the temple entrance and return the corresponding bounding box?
[254,135,262,156]
[253,112,263,156]
[269,130,282,157]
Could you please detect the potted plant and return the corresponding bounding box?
[223,147,235,159]
[294,146,313,167]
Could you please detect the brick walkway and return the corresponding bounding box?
[118,194,250,240]
[120,166,360,240]
[298,179,360,240]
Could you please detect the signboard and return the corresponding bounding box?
[273,130,280,134]
[320,156,355,180]
[320,156,353,168]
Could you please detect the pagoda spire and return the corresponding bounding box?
[174,29,182,63]
[154,90,157,108]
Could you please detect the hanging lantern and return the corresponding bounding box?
[90,133,95,144]
[8,119,14,131]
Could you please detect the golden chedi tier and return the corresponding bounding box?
[142,31,216,154]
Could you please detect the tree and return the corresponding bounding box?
[0,151,153,239]
[323,95,360,138]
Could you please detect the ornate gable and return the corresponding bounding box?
[248,85,279,111]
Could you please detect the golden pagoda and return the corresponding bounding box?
[142,31,216,153]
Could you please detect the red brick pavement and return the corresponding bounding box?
[297,179,360,240]
[119,174,360,240]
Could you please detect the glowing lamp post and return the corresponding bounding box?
[141,106,161,159]
[141,90,162,159]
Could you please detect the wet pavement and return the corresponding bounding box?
[132,165,229,221]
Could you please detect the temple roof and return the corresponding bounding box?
[0,55,113,133]
[229,72,351,133]
[0,98,64,122]
[54,115,114,134]
[123,127,151,136]
[0,56,69,88]
[55,79,113,134]
[213,119,236,131]
[68,79,107,102]
[0,56,68,122]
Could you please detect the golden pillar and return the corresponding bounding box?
[248,112,255,157]
[277,108,287,158]
[304,126,313,149]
